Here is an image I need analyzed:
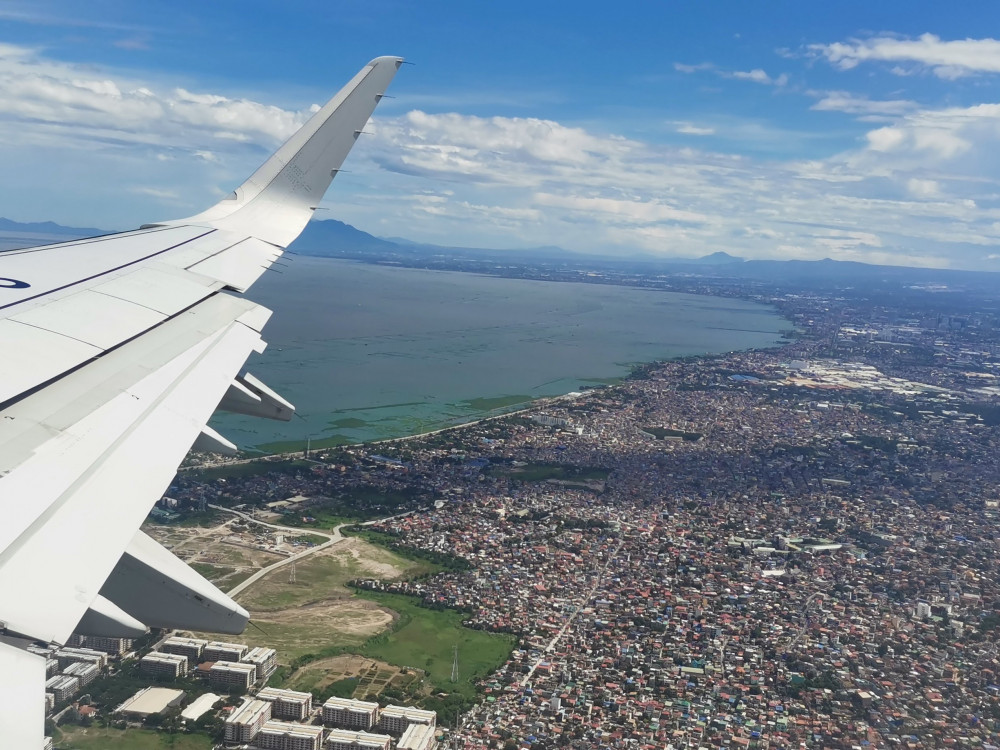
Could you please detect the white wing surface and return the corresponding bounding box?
[0,56,403,746]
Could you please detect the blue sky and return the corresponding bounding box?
[4,2,1000,269]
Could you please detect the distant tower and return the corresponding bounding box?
[288,561,296,584]
[451,644,459,683]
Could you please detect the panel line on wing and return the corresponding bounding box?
[0,228,217,312]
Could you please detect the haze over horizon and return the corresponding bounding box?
[3,2,1000,270]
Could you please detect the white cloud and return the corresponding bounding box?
[812,34,1000,79]
[0,44,313,152]
[2,43,1000,269]
[810,91,916,118]
[729,69,788,86]
[907,178,940,198]
[674,122,715,136]
[674,62,714,74]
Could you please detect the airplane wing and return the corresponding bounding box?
[0,56,403,746]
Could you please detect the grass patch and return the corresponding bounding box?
[280,487,421,528]
[56,726,213,749]
[238,539,437,612]
[642,426,703,441]
[188,563,235,584]
[183,459,314,482]
[355,590,515,700]
[166,510,224,528]
[256,435,354,454]
[487,462,610,483]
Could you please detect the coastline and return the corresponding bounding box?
[198,338,791,469]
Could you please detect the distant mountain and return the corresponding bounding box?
[5,216,999,293]
[0,217,106,238]
[293,218,399,255]
[695,251,745,264]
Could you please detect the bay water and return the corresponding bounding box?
[210,257,788,451]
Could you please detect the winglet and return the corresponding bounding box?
[161,56,404,247]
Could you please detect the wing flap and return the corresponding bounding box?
[0,293,268,644]
[100,531,249,634]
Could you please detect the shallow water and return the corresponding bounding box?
[210,257,788,450]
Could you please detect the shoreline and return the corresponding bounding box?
[191,339,791,471]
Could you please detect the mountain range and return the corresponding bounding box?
[2,216,997,293]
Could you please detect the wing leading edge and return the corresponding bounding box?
[0,56,403,747]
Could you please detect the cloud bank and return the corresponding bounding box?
[1,41,1000,270]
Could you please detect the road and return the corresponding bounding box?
[207,504,344,598]
[520,535,625,686]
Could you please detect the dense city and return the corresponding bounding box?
[43,280,1000,749]
[112,280,998,750]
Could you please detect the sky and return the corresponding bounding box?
[3,2,1000,270]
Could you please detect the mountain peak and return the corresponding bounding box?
[697,251,745,264]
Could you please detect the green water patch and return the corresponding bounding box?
[338,401,427,413]
[255,434,355,454]
[329,417,370,429]
[461,394,534,411]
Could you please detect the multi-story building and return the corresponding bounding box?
[140,652,188,679]
[45,675,80,705]
[62,661,100,688]
[397,723,436,750]
[54,647,107,671]
[254,720,324,750]
[257,687,313,721]
[80,636,132,656]
[376,705,436,737]
[160,636,208,665]
[44,693,54,714]
[224,699,271,745]
[203,640,248,663]
[242,646,278,684]
[323,729,393,750]
[209,660,257,691]
[322,697,379,730]
[44,658,58,678]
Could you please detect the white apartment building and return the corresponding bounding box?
[254,719,324,750]
[322,697,379,730]
[225,699,272,745]
[257,687,313,721]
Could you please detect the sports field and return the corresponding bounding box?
[55,726,212,749]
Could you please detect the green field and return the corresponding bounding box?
[279,488,419,528]
[182,459,313,482]
[356,590,515,699]
[56,726,212,750]
[487,462,610,483]
[238,540,436,612]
